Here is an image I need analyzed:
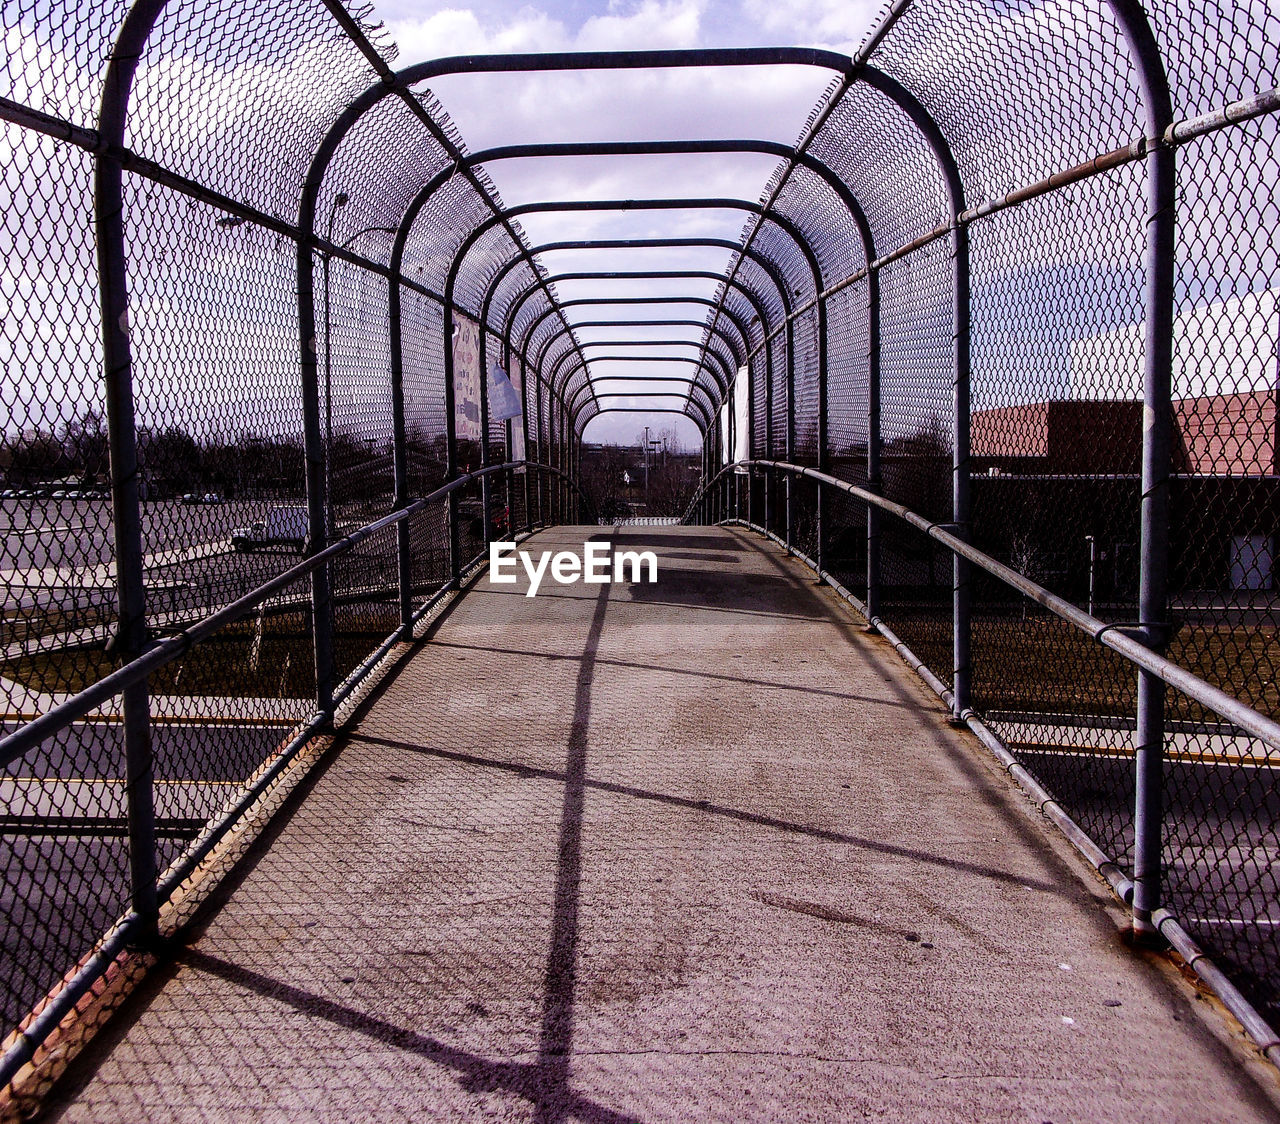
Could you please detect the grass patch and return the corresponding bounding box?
[877,608,1280,724]
[2,613,391,700]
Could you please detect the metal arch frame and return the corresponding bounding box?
[584,391,715,433]
[441,132,880,457]
[450,197,808,414]
[569,320,750,367]
[573,337,736,379]
[442,198,827,428]
[525,296,756,357]
[439,196,828,539]
[76,23,1182,1011]
[559,343,735,394]
[518,271,769,398]
[580,406,708,441]
[564,358,731,415]
[514,264,773,435]
[429,135,877,398]
[289,41,1163,714]
[496,237,776,371]
[511,268,778,381]
[504,245,757,399]
[506,252,780,429]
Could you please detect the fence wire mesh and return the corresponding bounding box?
[2,0,1280,1093]
[687,0,1280,1047]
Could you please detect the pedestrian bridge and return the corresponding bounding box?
[3,0,1280,1117]
[27,527,1280,1120]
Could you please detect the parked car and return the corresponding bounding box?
[231,505,308,552]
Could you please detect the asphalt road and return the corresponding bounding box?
[1019,748,1280,1024]
[0,496,423,647]
[0,718,297,1031]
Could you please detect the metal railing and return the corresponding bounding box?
[2,0,1278,1099]
[688,459,1280,1062]
[0,459,587,1089]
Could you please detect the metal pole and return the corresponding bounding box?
[764,333,773,536]
[323,251,333,542]
[520,360,532,532]
[745,358,755,528]
[1132,112,1177,945]
[1109,0,1177,943]
[866,268,882,626]
[816,293,829,575]
[388,274,412,632]
[644,424,651,510]
[479,328,492,548]
[323,193,347,543]
[953,217,973,720]
[1086,535,1097,618]
[785,313,795,553]
[96,9,162,935]
[443,314,461,583]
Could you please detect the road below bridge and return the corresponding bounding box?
[44,526,1280,1121]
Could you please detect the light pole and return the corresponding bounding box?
[643,424,650,509]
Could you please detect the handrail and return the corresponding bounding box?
[688,460,1280,753]
[0,461,586,771]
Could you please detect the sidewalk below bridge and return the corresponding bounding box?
[41,525,1280,1122]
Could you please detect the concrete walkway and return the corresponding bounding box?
[44,527,1280,1121]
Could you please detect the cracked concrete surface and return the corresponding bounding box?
[43,526,1280,1122]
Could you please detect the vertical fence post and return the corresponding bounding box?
[952,221,973,721]
[784,318,795,552]
[816,297,829,575]
[388,276,413,633]
[520,360,532,532]
[478,330,493,551]
[299,248,336,713]
[866,268,882,626]
[536,376,546,527]
[764,336,774,536]
[442,308,461,584]
[745,356,755,528]
[96,14,162,935]
[1110,0,1177,942]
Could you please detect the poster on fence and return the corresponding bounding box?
[453,313,482,442]
[721,366,750,468]
[509,358,527,472]
[487,363,522,421]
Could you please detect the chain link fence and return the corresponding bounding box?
[0,0,590,1094]
[2,0,1280,1098]
[688,0,1280,1062]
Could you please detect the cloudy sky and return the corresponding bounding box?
[374,0,884,447]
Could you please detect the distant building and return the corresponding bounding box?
[967,289,1278,592]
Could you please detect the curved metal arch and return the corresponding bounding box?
[569,320,749,366]
[462,210,808,408]
[525,271,772,395]
[565,357,732,414]
[361,119,878,442]
[512,264,768,401]
[520,298,761,439]
[442,198,827,436]
[499,238,788,376]
[565,340,735,389]
[497,237,783,370]
[580,388,716,434]
[575,337,735,375]
[580,407,707,440]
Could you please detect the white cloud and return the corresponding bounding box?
[737,0,881,50]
